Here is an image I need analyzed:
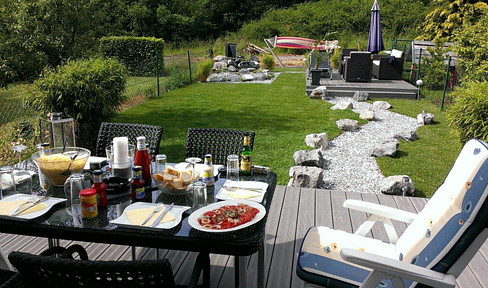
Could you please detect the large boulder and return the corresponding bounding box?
[380,175,415,196]
[305,133,328,150]
[207,74,226,82]
[293,149,324,167]
[213,61,228,70]
[311,86,328,99]
[359,109,375,121]
[353,91,369,102]
[331,101,354,110]
[371,139,399,157]
[228,66,237,72]
[288,166,324,188]
[241,74,254,81]
[253,73,268,81]
[372,101,392,110]
[213,55,225,62]
[417,111,435,125]
[336,119,359,132]
[394,130,419,142]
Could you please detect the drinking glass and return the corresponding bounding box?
[0,167,16,199]
[226,155,240,181]
[191,179,207,210]
[64,174,85,216]
[154,154,167,175]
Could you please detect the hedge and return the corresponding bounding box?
[99,36,164,77]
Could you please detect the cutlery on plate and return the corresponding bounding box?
[141,203,163,226]
[10,195,50,216]
[151,203,174,227]
[222,185,264,193]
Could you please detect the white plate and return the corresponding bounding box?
[188,200,266,233]
[215,180,268,203]
[0,170,36,190]
[110,202,190,230]
[0,194,65,221]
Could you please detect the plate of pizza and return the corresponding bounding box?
[188,200,266,233]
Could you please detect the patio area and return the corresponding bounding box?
[306,71,419,99]
[2,186,486,287]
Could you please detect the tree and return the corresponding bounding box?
[417,0,488,41]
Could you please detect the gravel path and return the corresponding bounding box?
[321,97,420,193]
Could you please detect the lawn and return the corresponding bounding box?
[114,72,362,186]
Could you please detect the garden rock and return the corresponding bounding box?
[213,61,227,70]
[371,139,399,157]
[380,175,415,196]
[213,55,225,62]
[372,101,392,110]
[417,111,435,125]
[353,91,369,102]
[228,66,237,72]
[207,74,226,83]
[359,109,375,121]
[253,73,267,81]
[311,86,328,99]
[293,149,324,167]
[336,119,359,132]
[288,166,324,188]
[331,101,353,110]
[241,74,254,81]
[394,130,419,142]
[305,133,328,150]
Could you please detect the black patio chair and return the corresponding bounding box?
[343,51,372,82]
[338,49,358,75]
[95,122,163,159]
[372,49,405,80]
[185,128,255,165]
[7,245,209,288]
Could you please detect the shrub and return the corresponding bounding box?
[421,43,447,90]
[196,59,213,82]
[447,81,488,143]
[262,54,275,70]
[330,50,340,69]
[29,58,128,150]
[99,36,164,77]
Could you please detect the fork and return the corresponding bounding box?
[141,203,164,226]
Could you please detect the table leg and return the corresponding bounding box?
[258,241,265,287]
[131,246,136,260]
[235,256,248,288]
[47,238,59,248]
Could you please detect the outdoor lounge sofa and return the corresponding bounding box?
[297,138,488,287]
[343,51,372,82]
[372,49,404,80]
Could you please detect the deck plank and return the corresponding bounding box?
[290,187,315,288]
[315,188,332,228]
[266,186,300,287]
[330,190,352,232]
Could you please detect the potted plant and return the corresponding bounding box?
[310,49,324,85]
[310,32,338,85]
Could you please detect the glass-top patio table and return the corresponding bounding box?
[0,169,277,288]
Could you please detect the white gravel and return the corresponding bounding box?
[321,97,420,193]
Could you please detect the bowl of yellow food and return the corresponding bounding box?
[153,165,198,195]
[31,147,91,186]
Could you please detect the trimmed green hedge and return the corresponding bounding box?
[100,36,164,77]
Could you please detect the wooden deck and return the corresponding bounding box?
[2,186,488,287]
[306,71,419,99]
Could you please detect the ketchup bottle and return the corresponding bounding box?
[133,136,151,187]
[92,170,107,207]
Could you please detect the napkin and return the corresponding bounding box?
[226,189,264,199]
[125,206,175,226]
[0,199,47,216]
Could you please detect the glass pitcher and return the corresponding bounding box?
[63,174,86,216]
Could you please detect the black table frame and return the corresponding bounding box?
[0,172,277,288]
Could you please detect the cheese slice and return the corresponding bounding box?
[125,206,175,226]
[0,199,47,216]
[227,189,263,199]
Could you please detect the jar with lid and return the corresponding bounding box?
[80,188,98,219]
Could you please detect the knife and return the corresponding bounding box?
[141,203,163,226]
[151,203,174,227]
[10,195,50,216]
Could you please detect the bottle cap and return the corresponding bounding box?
[93,170,103,175]
[136,137,146,150]
[132,165,142,172]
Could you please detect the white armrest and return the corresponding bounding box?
[343,200,417,224]
[340,248,456,288]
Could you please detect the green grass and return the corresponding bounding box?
[373,98,461,198]
[114,73,363,186]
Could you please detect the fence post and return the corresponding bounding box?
[156,53,160,98]
[391,38,396,50]
[187,50,192,82]
[441,56,452,110]
[416,48,423,87]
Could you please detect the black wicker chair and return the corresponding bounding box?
[185,128,255,165]
[95,122,163,159]
[7,245,209,288]
[372,49,404,80]
[343,51,372,82]
[338,48,358,75]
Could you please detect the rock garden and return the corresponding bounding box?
[206,55,280,83]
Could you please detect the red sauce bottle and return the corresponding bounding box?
[92,170,107,207]
[131,166,145,201]
[133,136,151,187]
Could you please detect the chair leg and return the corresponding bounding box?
[0,247,12,271]
[131,246,136,260]
[235,256,248,288]
[258,241,265,288]
[360,271,386,288]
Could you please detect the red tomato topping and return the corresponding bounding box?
[198,203,260,230]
